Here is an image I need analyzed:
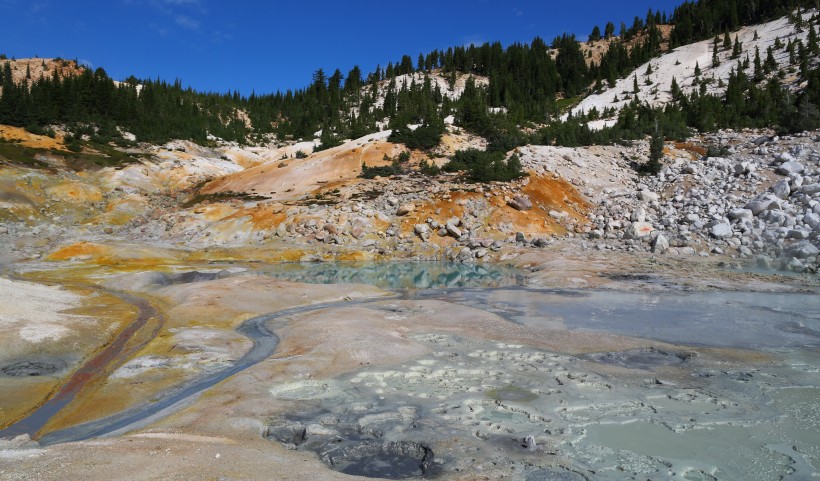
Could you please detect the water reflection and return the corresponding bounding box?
[438,288,820,349]
[252,262,524,290]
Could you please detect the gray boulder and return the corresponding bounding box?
[728,209,753,220]
[709,223,733,238]
[639,190,660,202]
[445,222,462,239]
[771,179,791,199]
[776,161,804,175]
[785,241,820,259]
[508,195,533,211]
[799,183,820,195]
[651,234,669,254]
[625,221,654,239]
[803,213,820,229]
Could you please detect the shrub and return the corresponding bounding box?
[638,131,664,175]
[388,121,445,150]
[360,161,401,179]
[419,159,440,176]
[444,149,524,182]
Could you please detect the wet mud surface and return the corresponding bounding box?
[1,262,818,480]
[0,359,68,377]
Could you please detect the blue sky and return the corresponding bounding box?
[1,0,682,95]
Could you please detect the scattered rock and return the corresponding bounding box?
[709,223,733,238]
[727,209,753,220]
[396,204,415,216]
[508,195,533,211]
[785,241,820,259]
[651,234,669,254]
[638,190,659,202]
[776,161,804,175]
[771,179,791,199]
[445,222,462,239]
[625,222,654,239]
[799,183,820,195]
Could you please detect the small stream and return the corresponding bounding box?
[0,291,163,440]
[8,295,398,446]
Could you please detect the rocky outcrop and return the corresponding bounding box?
[577,130,820,273]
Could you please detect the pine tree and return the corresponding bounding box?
[670,76,682,100]
[753,47,764,82]
[633,75,640,94]
[723,30,732,50]
[589,25,602,42]
[764,47,777,73]
[604,22,615,39]
[694,62,701,77]
[732,36,742,59]
[712,43,720,68]
[809,24,819,55]
[640,126,664,175]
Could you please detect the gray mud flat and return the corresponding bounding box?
[266,329,820,480]
[257,265,820,480]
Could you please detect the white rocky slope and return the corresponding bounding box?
[520,129,820,273]
[369,71,489,110]
[571,11,817,129]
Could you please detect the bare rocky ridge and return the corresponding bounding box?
[1,122,818,275]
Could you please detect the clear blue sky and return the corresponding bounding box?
[1,0,682,95]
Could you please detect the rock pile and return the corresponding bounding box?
[583,130,819,273]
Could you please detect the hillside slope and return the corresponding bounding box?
[572,12,816,128]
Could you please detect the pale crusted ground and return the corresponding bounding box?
[0,277,87,344]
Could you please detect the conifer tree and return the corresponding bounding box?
[589,26,602,42]
[694,62,701,77]
[732,36,742,58]
[640,126,664,175]
[670,76,682,100]
[754,47,764,82]
[764,47,777,73]
[604,22,615,39]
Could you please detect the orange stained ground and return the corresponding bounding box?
[0,124,67,151]
[201,140,399,202]
[399,175,591,241]
[673,142,706,158]
[46,242,180,267]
